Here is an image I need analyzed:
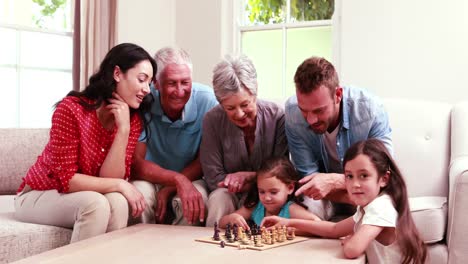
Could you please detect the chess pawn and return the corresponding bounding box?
[254,234,264,247]
[266,232,272,245]
[238,226,244,240]
[241,236,250,245]
[287,227,296,240]
[272,229,278,244]
[280,228,287,242]
[229,229,235,242]
[277,229,283,243]
[261,227,267,242]
[246,229,252,240]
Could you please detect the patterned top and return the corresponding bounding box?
[18,96,143,193]
[251,201,293,226]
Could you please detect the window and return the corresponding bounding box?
[0,0,73,128]
[239,0,334,101]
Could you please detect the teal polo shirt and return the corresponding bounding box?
[140,83,218,172]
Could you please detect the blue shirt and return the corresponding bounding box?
[251,201,293,226]
[140,83,218,172]
[285,86,392,177]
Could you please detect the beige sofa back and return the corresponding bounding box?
[383,99,451,197]
[0,128,49,195]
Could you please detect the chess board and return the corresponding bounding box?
[195,234,309,251]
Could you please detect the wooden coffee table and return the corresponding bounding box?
[14,224,365,264]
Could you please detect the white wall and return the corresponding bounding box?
[117,0,235,85]
[175,0,235,85]
[117,0,175,56]
[337,0,468,103]
[117,0,468,104]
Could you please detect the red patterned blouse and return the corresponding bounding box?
[18,96,143,193]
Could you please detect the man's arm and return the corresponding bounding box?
[179,154,203,182]
[131,142,184,185]
[131,142,205,224]
[368,99,393,155]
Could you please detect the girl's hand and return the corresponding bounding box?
[261,216,290,228]
[107,93,130,134]
[217,172,255,193]
[227,213,250,230]
[119,180,146,218]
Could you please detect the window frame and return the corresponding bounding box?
[0,11,73,128]
[236,0,336,100]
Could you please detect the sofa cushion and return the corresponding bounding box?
[383,99,451,198]
[0,212,72,263]
[0,195,15,214]
[410,196,447,243]
[0,129,49,195]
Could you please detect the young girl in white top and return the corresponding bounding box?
[262,139,427,264]
[219,157,320,230]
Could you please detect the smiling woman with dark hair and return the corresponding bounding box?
[15,43,156,243]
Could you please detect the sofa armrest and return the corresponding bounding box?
[448,102,468,264]
[447,169,468,263]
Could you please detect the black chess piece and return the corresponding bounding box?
[213,228,220,241]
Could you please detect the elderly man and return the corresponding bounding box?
[132,47,218,225]
[286,56,392,220]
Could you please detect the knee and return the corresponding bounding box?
[105,192,129,230]
[131,180,156,206]
[207,188,230,204]
[105,192,129,216]
[78,192,111,220]
[207,189,236,212]
[193,180,209,203]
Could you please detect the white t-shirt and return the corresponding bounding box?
[353,194,401,264]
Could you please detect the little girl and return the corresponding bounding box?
[261,139,427,264]
[219,157,320,230]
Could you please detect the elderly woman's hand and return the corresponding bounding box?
[217,171,256,193]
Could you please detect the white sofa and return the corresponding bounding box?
[0,99,467,263]
[0,129,72,263]
[383,98,468,264]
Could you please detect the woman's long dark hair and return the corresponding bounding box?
[62,43,156,138]
[343,139,427,264]
[244,156,305,209]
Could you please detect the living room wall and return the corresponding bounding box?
[117,0,234,86]
[117,0,468,104]
[336,0,468,103]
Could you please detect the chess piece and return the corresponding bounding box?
[287,227,296,240]
[254,234,264,247]
[213,228,221,241]
[265,230,272,245]
[271,227,277,243]
[233,224,239,241]
[246,229,252,240]
[213,221,221,241]
[220,241,226,248]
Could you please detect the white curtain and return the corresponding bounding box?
[73,0,118,91]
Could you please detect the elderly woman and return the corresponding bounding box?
[201,55,288,227]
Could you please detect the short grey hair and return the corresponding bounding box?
[154,47,193,82]
[212,54,258,102]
